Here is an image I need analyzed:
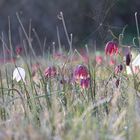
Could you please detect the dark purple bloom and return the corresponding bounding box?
[115,64,123,74]
[115,78,120,88]
[80,78,90,89]
[126,53,131,66]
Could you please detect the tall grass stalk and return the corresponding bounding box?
[59,12,73,54]
[8,16,14,61]
[0,70,6,120]
[16,13,36,58]
[135,12,140,49]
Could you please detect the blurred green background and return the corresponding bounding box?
[0,0,139,48]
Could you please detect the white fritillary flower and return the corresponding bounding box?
[126,54,140,75]
[13,67,26,83]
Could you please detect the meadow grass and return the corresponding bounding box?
[0,12,140,140]
[0,49,140,140]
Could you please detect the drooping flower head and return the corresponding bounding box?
[74,65,89,81]
[115,78,120,88]
[80,78,90,89]
[115,64,123,74]
[105,41,118,56]
[126,52,132,66]
[16,47,23,56]
[96,56,103,65]
[31,63,40,76]
[44,66,57,78]
[13,67,26,83]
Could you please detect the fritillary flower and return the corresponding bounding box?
[80,78,90,89]
[74,65,89,81]
[16,47,23,56]
[105,41,118,56]
[115,78,120,88]
[13,67,26,83]
[44,66,57,78]
[126,52,131,66]
[115,64,123,74]
[96,56,103,65]
[126,54,140,75]
[32,63,40,76]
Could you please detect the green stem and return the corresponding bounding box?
[135,12,140,49]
